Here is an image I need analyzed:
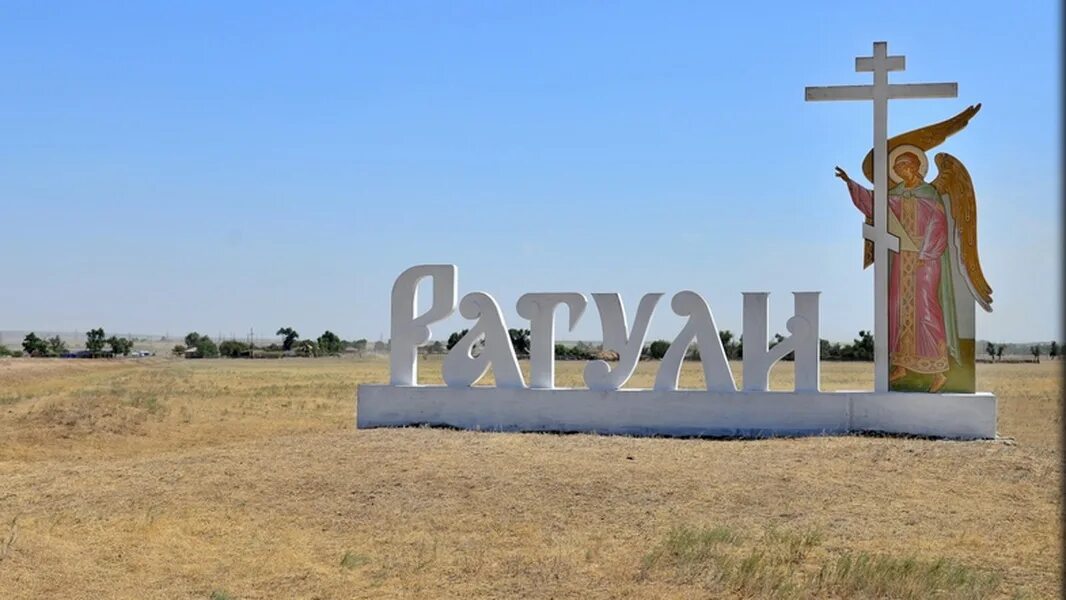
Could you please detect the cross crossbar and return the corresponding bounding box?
[805,82,957,102]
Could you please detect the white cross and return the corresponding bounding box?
[806,42,957,393]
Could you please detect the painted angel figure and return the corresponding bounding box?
[835,105,992,393]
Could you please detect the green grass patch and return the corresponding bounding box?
[813,551,1001,599]
[341,551,370,570]
[0,394,28,406]
[641,524,1000,599]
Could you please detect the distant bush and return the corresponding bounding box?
[219,340,250,358]
[317,330,343,356]
[554,343,596,360]
[508,328,531,357]
[182,333,219,358]
[47,336,67,356]
[107,336,133,356]
[646,340,671,360]
[819,331,874,361]
[295,339,319,357]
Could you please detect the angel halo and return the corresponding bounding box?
[888,144,928,183]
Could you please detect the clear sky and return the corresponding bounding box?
[1,1,1059,344]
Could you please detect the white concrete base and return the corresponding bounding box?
[357,386,996,440]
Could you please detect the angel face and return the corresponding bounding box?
[893,152,923,184]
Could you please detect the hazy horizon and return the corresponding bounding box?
[0,330,1059,351]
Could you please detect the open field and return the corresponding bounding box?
[0,357,1059,598]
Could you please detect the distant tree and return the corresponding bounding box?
[373,340,387,352]
[172,344,187,357]
[719,330,741,359]
[317,330,343,355]
[183,332,219,358]
[295,339,318,357]
[508,329,531,357]
[446,330,469,351]
[353,339,368,352]
[768,333,795,361]
[107,336,133,356]
[823,331,874,362]
[197,336,219,358]
[219,340,250,358]
[1030,345,1041,363]
[47,336,68,356]
[0,345,12,357]
[985,341,997,362]
[820,338,845,361]
[22,333,49,357]
[86,328,107,355]
[276,327,299,351]
[1050,341,1059,360]
[647,340,671,360]
[996,345,1005,360]
[849,330,874,361]
[427,340,445,354]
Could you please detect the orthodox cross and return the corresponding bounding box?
[805,41,957,392]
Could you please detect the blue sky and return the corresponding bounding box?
[1,1,1059,343]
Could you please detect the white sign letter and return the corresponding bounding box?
[584,293,662,391]
[741,292,821,391]
[390,264,457,385]
[516,293,587,389]
[443,292,526,389]
[654,291,736,392]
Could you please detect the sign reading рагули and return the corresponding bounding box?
[356,42,996,439]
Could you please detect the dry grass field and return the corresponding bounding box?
[0,357,1059,599]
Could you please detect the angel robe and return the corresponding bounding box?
[846,180,957,375]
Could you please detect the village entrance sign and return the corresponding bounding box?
[358,42,996,439]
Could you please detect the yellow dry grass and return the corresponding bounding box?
[0,357,1059,599]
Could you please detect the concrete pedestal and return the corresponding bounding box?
[357,385,996,440]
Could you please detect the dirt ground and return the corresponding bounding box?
[0,357,1059,599]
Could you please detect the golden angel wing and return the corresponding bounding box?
[932,152,993,311]
[861,104,981,184]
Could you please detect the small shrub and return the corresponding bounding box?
[813,552,1001,599]
[640,525,740,582]
[340,551,370,570]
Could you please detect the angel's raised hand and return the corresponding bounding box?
[834,166,850,182]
